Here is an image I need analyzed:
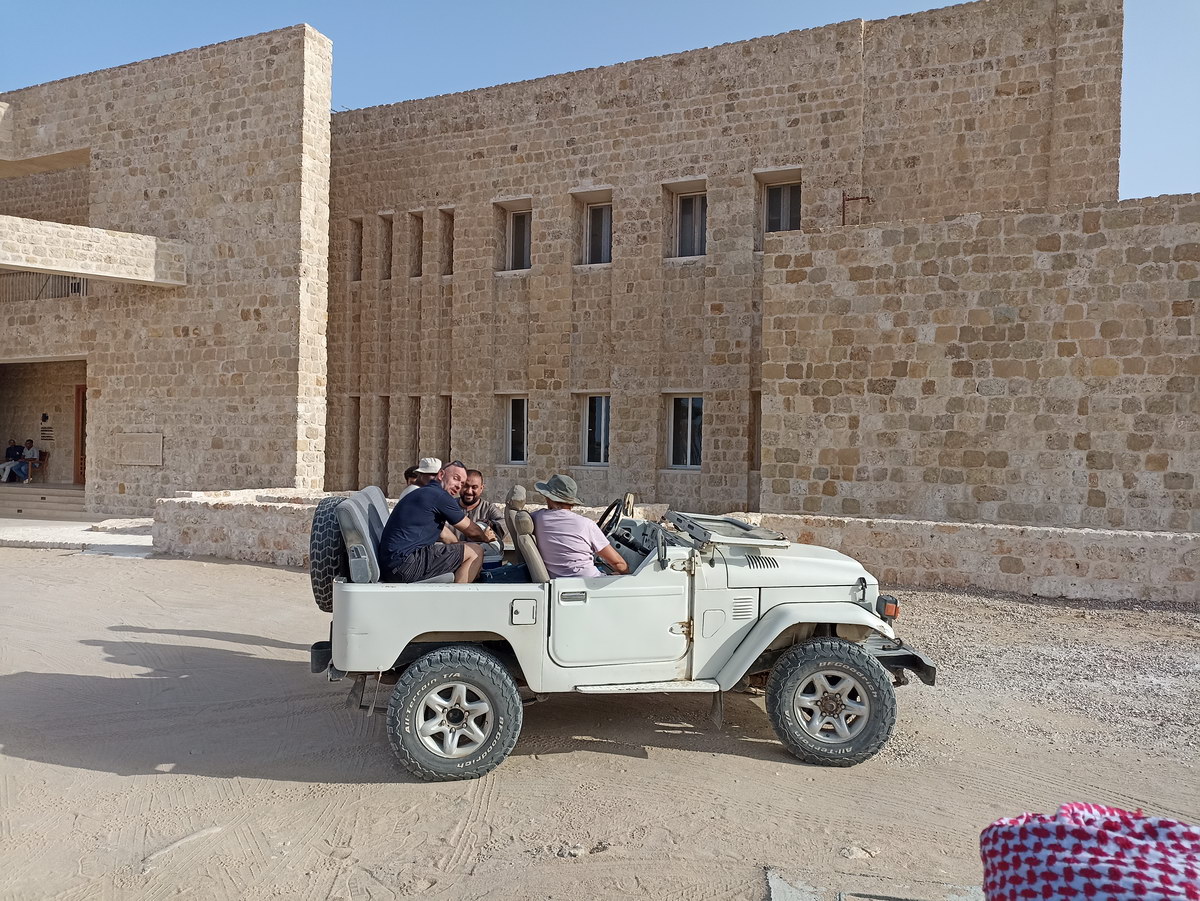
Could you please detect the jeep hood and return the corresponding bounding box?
[720,542,876,590]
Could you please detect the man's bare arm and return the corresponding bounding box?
[597,544,629,574]
[452,516,495,543]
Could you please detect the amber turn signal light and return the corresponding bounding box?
[883,599,900,619]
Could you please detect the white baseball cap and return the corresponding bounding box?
[415,457,443,474]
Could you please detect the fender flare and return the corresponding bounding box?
[715,603,895,691]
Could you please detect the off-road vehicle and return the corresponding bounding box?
[309,485,935,781]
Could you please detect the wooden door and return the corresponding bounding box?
[74,384,86,485]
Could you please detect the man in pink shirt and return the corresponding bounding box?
[533,474,629,578]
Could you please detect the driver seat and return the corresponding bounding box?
[504,485,550,583]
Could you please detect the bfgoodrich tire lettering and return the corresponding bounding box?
[386,645,523,781]
[309,496,347,613]
[766,638,897,767]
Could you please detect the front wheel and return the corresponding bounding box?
[766,638,897,767]
[386,645,523,781]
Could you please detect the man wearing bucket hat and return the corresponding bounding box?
[532,474,629,579]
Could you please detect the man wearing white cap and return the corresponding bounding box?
[398,457,441,500]
[533,474,629,579]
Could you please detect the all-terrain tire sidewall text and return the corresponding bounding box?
[309,496,348,613]
[386,645,523,781]
[766,638,897,767]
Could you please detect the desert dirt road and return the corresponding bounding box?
[1,546,1197,900]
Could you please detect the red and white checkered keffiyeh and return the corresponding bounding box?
[980,803,1200,900]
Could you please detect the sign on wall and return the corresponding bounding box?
[115,432,164,466]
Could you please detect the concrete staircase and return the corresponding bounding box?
[0,483,99,521]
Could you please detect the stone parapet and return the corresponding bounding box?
[0,213,187,285]
[153,489,1195,605]
[741,513,1197,606]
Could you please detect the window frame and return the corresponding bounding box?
[507,209,532,271]
[668,395,704,469]
[582,394,611,465]
[506,396,529,464]
[676,192,707,257]
[764,182,802,234]
[584,202,613,265]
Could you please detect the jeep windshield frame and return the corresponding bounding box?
[663,511,791,549]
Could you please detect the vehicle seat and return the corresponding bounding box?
[336,488,454,585]
[359,484,390,548]
[504,485,550,583]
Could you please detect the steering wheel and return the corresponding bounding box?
[596,498,623,539]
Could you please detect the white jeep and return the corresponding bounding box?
[309,485,936,781]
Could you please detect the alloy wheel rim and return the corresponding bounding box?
[793,670,870,744]
[416,681,493,759]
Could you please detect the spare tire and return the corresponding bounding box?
[309,496,347,613]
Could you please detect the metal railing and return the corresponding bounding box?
[0,271,89,304]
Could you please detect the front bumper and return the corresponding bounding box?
[865,635,937,686]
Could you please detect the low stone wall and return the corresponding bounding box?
[735,513,1197,605]
[154,489,1197,604]
[153,489,330,568]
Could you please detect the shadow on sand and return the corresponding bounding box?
[0,630,795,785]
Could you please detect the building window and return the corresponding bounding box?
[508,210,532,271]
[440,208,454,275]
[583,395,610,464]
[507,397,528,464]
[669,396,703,468]
[585,203,612,264]
[408,212,423,277]
[348,217,363,281]
[765,183,802,233]
[676,193,707,257]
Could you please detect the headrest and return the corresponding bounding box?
[512,510,535,537]
[505,484,527,511]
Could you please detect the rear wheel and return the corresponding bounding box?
[766,638,896,767]
[386,645,523,781]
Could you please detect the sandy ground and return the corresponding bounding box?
[0,546,1197,901]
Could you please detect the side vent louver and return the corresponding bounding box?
[732,597,756,620]
[744,554,779,570]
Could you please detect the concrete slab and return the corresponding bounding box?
[0,516,154,553]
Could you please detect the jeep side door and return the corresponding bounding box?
[547,551,691,668]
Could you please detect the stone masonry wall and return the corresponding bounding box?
[0,166,89,226]
[0,360,85,483]
[0,214,187,284]
[326,0,1120,514]
[0,26,332,515]
[760,194,1199,532]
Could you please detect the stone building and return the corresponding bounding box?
[1,0,1196,542]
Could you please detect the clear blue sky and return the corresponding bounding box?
[1,1,1195,199]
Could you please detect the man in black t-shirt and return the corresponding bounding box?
[379,461,497,583]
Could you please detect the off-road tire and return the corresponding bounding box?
[309,496,347,613]
[766,638,897,767]
[386,645,523,781]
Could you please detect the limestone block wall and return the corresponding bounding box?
[326,0,1120,513]
[0,359,85,483]
[0,165,88,225]
[0,214,187,285]
[0,26,332,515]
[860,0,1122,221]
[753,513,1198,605]
[760,194,1199,532]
